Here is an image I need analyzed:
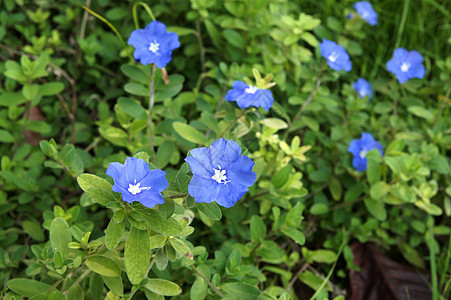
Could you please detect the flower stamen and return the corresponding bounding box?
[148,41,160,53]
[128,179,151,195]
[328,52,338,63]
[245,85,258,94]
[359,149,368,159]
[211,165,230,184]
[400,62,411,72]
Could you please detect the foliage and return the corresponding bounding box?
[0,0,450,299]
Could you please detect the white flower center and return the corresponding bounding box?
[211,165,230,185]
[148,41,160,53]
[400,62,411,72]
[360,11,369,19]
[127,179,151,195]
[328,52,338,63]
[245,85,258,94]
[359,89,367,97]
[359,149,368,159]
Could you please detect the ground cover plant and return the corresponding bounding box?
[0,0,450,299]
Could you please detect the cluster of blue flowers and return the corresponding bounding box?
[107,138,256,208]
[111,2,429,209]
[318,2,427,172]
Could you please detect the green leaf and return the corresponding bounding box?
[124,82,149,97]
[310,203,328,215]
[105,218,125,250]
[158,198,175,219]
[310,249,336,263]
[155,74,184,102]
[173,122,207,144]
[141,210,183,236]
[0,92,27,107]
[86,255,121,277]
[156,140,175,169]
[408,106,434,121]
[281,227,305,245]
[86,188,117,206]
[250,215,266,243]
[197,202,222,221]
[50,217,71,258]
[102,275,124,297]
[121,65,148,84]
[190,277,207,300]
[23,84,39,101]
[0,129,15,143]
[67,284,84,300]
[223,29,244,48]
[117,97,148,120]
[125,227,151,285]
[169,238,193,260]
[7,278,51,297]
[144,278,182,296]
[221,282,260,300]
[260,118,288,130]
[415,202,443,216]
[328,178,342,201]
[77,173,115,195]
[22,220,45,242]
[150,235,167,249]
[399,242,425,269]
[272,165,293,188]
[364,198,387,221]
[39,82,64,96]
[370,181,391,199]
[53,250,64,267]
[99,126,128,147]
[167,26,196,36]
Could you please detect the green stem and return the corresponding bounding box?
[308,236,346,300]
[132,2,156,29]
[148,64,157,162]
[81,5,133,62]
[218,109,248,138]
[428,217,438,300]
[192,264,226,298]
[284,70,324,140]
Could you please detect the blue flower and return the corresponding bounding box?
[185,138,257,208]
[348,133,383,172]
[225,81,274,111]
[353,78,373,101]
[127,20,180,68]
[106,157,168,208]
[354,1,378,26]
[320,39,352,72]
[386,48,426,84]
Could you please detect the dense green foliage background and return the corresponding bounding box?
[0,0,450,299]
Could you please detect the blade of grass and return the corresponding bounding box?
[427,216,438,300]
[394,0,411,49]
[81,5,133,62]
[309,236,346,300]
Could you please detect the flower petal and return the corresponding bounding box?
[137,191,165,208]
[124,157,151,183]
[139,169,168,192]
[352,156,368,172]
[188,175,220,204]
[185,156,212,179]
[214,181,249,208]
[209,139,241,169]
[227,156,256,187]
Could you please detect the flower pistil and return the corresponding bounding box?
[148,41,160,53]
[128,179,151,195]
[211,165,230,185]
